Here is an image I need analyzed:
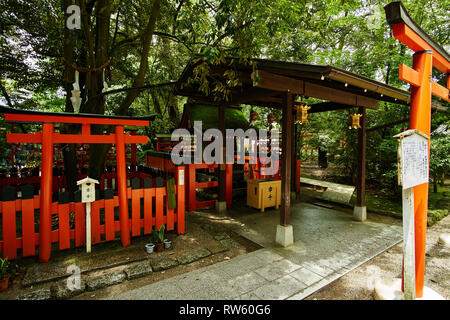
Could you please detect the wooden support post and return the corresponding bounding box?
[354,107,367,221]
[39,123,54,262]
[115,125,130,247]
[280,92,293,226]
[130,130,137,171]
[218,105,227,212]
[402,187,416,300]
[356,106,366,207]
[291,114,298,195]
[409,50,432,298]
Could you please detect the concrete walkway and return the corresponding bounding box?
[111,202,402,300]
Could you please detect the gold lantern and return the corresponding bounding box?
[296,104,311,124]
[348,113,363,129]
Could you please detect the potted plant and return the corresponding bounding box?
[164,238,172,249]
[151,225,165,252]
[0,258,11,292]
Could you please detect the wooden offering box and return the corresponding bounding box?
[247,179,281,212]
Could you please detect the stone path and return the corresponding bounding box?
[111,203,402,300]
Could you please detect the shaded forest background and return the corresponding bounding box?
[0,0,449,200]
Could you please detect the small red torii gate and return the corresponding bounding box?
[1,106,150,262]
[385,1,450,298]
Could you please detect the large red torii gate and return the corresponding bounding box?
[385,1,450,298]
[1,106,151,262]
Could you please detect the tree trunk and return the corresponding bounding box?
[61,0,78,193]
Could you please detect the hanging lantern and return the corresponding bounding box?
[250,109,259,121]
[348,113,363,129]
[296,104,311,124]
[249,109,259,126]
[267,113,275,124]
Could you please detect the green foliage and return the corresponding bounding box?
[151,224,165,243]
[0,258,10,280]
[430,133,450,190]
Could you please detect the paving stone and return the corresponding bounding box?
[289,267,322,286]
[18,287,52,300]
[124,262,153,280]
[219,238,243,250]
[254,259,302,281]
[176,248,211,265]
[51,277,86,299]
[207,243,229,254]
[86,270,126,291]
[251,275,306,300]
[214,233,231,241]
[226,271,268,294]
[150,256,179,271]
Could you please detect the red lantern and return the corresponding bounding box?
[250,110,259,121]
[267,113,275,124]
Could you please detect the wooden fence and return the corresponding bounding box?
[0,176,185,260]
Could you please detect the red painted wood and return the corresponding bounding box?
[2,201,17,259]
[155,187,164,230]
[104,198,115,241]
[58,203,71,250]
[90,200,101,244]
[131,188,141,237]
[74,202,86,247]
[21,198,36,257]
[143,188,154,234]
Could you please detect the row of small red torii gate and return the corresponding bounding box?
[0,110,185,263]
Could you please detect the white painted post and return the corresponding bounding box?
[86,202,92,253]
[394,129,429,301]
[402,187,416,300]
[77,177,99,253]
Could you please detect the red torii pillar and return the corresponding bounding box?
[385,1,450,298]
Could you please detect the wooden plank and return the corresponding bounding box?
[21,198,36,257]
[131,188,141,237]
[58,203,71,250]
[253,70,303,94]
[104,191,116,241]
[399,64,420,87]
[304,82,379,109]
[74,202,86,246]
[90,200,101,244]
[431,81,449,102]
[1,201,17,259]
[143,188,154,234]
[155,186,164,230]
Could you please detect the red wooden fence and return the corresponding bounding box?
[0,176,185,260]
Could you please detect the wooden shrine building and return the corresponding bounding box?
[176,57,413,246]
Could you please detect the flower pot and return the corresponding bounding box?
[164,239,172,249]
[155,242,164,252]
[145,243,155,254]
[0,275,10,292]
